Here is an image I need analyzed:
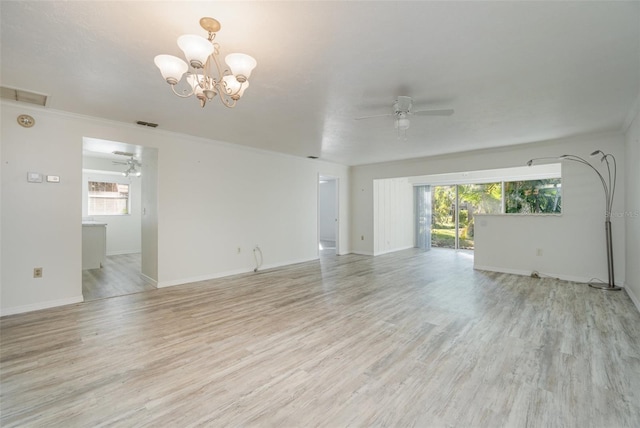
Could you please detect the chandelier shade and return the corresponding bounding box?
[177,35,215,68]
[222,75,249,99]
[225,53,257,81]
[154,17,257,108]
[154,54,188,85]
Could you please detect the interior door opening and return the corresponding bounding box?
[81,137,158,301]
[318,175,339,255]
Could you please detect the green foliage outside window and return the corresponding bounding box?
[504,179,562,214]
[428,179,560,250]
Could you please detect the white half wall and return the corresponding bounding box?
[373,177,414,255]
[350,132,626,286]
[624,106,640,309]
[1,102,350,315]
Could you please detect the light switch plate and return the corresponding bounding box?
[27,172,43,183]
[46,175,60,183]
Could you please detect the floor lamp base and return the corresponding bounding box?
[588,282,622,291]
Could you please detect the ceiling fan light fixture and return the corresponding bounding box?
[123,165,141,177]
[395,117,410,131]
[355,96,453,137]
[118,156,142,177]
[154,17,256,109]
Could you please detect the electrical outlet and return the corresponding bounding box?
[33,267,43,278]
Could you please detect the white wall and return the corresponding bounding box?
[350,132,626,285]
[473,135,626,285]
[624,106,640,309]
[1,106,83,313]
[319,180,336,242]
[141,148,158,282]
[373,177,414,255]
[1,101,350,315]
[82,156,142,255]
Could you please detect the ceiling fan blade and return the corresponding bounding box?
[412,108,455,116]
[354,113,394,121]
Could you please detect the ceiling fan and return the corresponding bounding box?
[112,154,142,177]
[355,96,454,137]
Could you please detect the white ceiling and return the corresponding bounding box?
[2,1,639,166]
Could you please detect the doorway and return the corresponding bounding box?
[81,137,158,301]
[318,175,339,255]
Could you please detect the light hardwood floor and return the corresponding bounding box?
[2,249,639,427]
[82,253,156,301]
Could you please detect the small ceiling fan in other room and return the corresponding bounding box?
[355,96,454,139]
[112,153,142,177]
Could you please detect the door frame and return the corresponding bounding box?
[318,174,339,255]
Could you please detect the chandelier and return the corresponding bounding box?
[154,17,257,108]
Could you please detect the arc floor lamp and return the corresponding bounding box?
[527,150,620,291]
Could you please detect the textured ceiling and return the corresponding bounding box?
[2,1,639,166]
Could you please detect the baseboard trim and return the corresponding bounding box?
[106,250,141,256]
[1,295,84,317]
[373,246,414,256]
[625,283,640,313]
[157,256,320,288]
[141,273,158,287]
[473,264,625,286]
[351,251,374,256]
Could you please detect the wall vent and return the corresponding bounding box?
[1,86,48,106]
[136,120,158,128]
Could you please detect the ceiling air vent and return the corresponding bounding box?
[112,151,135,157]
[1,86,48,106]
[136,120,158,128]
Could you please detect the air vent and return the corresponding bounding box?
[1,86,48,106]
[136,120,158,128]
[112,151,135,157]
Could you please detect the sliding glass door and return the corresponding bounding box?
[427,183,501,250]
[430,185,456,248]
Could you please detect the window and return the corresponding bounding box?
[413,165,562,251]
[504,179,562,214]
[88,181,130,215]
